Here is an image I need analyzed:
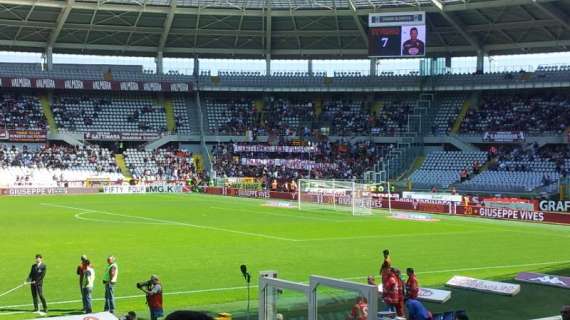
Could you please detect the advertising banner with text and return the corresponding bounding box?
[0,77,192,92]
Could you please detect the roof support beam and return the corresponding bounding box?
[2,18,564,38]
[0,0,560,16]
[289,9,301,50]
[265,3,271,75]
[158,0,176,54]
[192,7,201,47]
[125,8,145,47]
[430,0,480,52]
[13,3,36,43]
[82,6,98,48]
[47,0,74,48]
[333,9,342,52]
[233,10,245,47]
[3,39,570,57]
[347,0,368,48]
[534,2,570,30]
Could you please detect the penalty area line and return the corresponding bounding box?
[40,203,299,242]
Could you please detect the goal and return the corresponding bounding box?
[297,179,373,216]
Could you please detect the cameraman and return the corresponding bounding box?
[139,275,163,320]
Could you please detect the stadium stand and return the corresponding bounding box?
[458,144,567,192]
[49,94,192,136]
[173,97,193,135]
[123,147,196,181]
[431,94,469,135]
[52,94,168,134]
[204,94,423,137]
[410,151,488,189]
[0,144,123,187]
[212,141,393,189]
[0,94,47,131]
[460,92,570,135]
[205,97,257,135]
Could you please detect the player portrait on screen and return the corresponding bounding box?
[401,26,425,56]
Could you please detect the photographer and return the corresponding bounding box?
[137,275,163,320]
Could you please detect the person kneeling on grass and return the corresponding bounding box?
[141,275,164,320]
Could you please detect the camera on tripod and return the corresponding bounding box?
[136,280,152,291]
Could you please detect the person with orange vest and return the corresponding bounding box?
[141,275,163,320]
[406,268,419,300]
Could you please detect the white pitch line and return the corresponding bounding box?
[74,212,169,225]
[0,285,255,311]
[298,229,491,242]
[41,203,298,242]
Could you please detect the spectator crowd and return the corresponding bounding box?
[0,94,47,131]
[460,93,570,135]
[212,140,393,191]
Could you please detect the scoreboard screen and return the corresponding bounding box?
[368,12,426,58]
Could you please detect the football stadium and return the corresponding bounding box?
[0,0,570,319]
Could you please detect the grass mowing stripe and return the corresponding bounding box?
[0,312,27,317]
[341,259,570,280]
[209,206,347,222]
[40,203,299,242]
[297,229,493,242]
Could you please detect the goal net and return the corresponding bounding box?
[297,179,373,216]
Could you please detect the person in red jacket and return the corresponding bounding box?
[393,268,406,317]
[382,269,399,314]
[406,268,419,300]
[346,297,368,320]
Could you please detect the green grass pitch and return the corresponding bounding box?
[0,193,569,320]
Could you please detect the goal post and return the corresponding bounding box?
[297,179,373,216]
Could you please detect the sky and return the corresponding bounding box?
[0,51,569,76]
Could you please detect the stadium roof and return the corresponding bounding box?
[0,0,568,59]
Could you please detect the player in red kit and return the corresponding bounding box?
[406,268,419,300]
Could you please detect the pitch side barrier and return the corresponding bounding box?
[202,187,570,225]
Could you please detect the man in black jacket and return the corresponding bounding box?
[27,254,47,313]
